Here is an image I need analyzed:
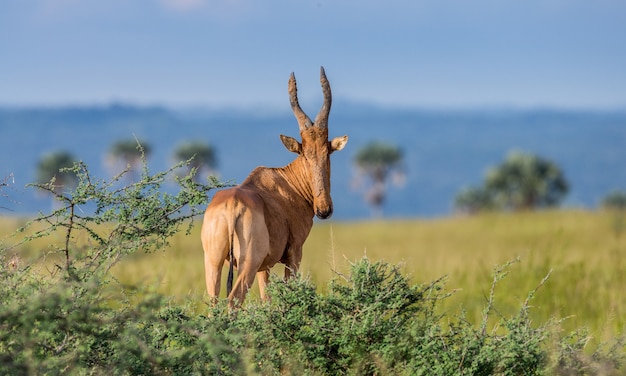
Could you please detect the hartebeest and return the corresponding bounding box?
[201,67,348,306]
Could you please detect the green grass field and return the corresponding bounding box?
[3,209,625,343]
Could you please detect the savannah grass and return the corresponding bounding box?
[8,209,618,343]
[2,158,625,373]
[4,209,624,341]
[304,211,626,342]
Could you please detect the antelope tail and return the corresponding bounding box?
[226,240,234,297]
[226,213,238,297]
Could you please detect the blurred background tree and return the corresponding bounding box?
[353,141,404,218]
[107,138,151,180]
[454,186,495,214]
[601,190,626,238]
[172,141,217,183]
[486,151,568,210]
[36,151,79,206]
[601,190,626,211]
[455,151,568,213]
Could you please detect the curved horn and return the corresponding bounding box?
[288,72,313,131]
[313,66,332,129]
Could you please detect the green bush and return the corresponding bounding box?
[601,190,626,211]
[1,159,625,375]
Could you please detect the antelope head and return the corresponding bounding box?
[280,67,348,219]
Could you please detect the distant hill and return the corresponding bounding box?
[1,103,625,219]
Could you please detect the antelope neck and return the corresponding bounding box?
[279,156,315,207]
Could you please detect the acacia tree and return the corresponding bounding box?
[172,141,217,182]
[601,190,626,237]
[454,186,495,214]
[485,151,568,210]
[107,138,151,180]
[35,151,79,209]
[353,141,404,217]
[601,190,626,211]
[455,151,568,213]
[36,151,79,196]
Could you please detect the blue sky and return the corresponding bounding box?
[2,0,625,110]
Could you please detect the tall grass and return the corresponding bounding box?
[303,210,626,342]
[3,209,625,342]
[113,210,625,342]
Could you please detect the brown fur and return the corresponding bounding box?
[201,68,348,306]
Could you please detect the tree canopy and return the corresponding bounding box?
[109,138,151,164]
[36,151,79,195]
[354,141,403,182]
[107,138,151,180]
[173,141,217,182]
[353,141,404,217]
[601,190,626,211]
[454,186,495,214]
[455,151,569,213]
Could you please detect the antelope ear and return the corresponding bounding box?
[330,135,348,153]
[280,134,302,154]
